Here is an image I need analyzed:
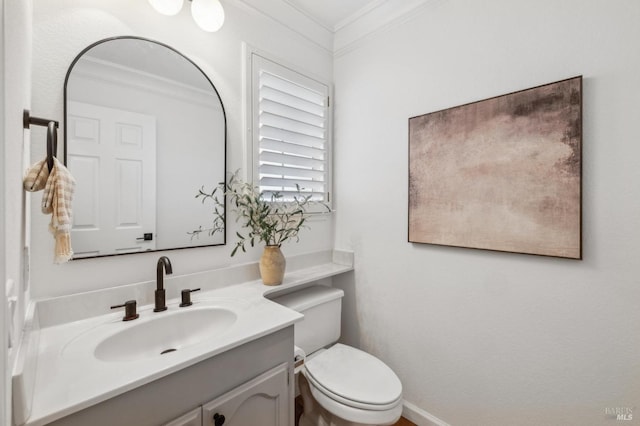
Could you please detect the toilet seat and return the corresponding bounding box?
[305,369,403,411]
[303,344,403,411]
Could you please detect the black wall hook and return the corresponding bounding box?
[23,109,59,172]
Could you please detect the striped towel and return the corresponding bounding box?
[23,158,76,264]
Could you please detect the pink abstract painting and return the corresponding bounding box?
[409,77,582,259]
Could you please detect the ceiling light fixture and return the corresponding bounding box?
[148,0,225,32]
[148,0,184,16]
[191,0,225,32]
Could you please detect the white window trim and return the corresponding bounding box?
[243,43,333,212]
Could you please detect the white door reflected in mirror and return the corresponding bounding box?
[68,102,157,257]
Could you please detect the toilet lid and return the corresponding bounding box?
[304,344,402,406]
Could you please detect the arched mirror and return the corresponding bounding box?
[64,37,226,258]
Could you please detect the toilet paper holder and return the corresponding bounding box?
[294,346,306,370]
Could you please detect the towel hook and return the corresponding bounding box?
[46,121,57,171]
[23,109,59,172]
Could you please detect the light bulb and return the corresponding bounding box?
[148,0,184,16]
[191,0,225,32]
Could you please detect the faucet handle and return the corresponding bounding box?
[111,300,139,321]
[179,288,201,307]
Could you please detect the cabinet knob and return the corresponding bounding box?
[213,413,225,425]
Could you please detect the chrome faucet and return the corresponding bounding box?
[154,256,173,312]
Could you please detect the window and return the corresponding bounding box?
[249,52,331,208]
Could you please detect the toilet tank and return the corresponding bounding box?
[271,285,344,356]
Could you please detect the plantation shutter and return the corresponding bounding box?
[251,53,330,206]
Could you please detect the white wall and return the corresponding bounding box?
[3,0,33,423]
[30,0,334,299]
[1,1,6,421]
[333,1,640,425]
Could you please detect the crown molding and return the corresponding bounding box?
[229,0,440,56]
[227,0,333,54]
[334,0,442,57]
[333,0,388,32]
[280,0,334,32]
[73,57,223,110]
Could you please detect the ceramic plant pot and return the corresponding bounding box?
[259,245,286,286]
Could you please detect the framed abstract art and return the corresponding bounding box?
[408,76,582,259]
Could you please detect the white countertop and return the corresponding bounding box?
[19,253,353,426]
[26,283,300,426]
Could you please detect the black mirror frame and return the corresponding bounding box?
[63,35,227,258]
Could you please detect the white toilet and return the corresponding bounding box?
[272,285,403,426]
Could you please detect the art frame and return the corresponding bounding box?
[408,76,582,259]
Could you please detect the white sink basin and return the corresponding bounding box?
[64,306,238,363]
[95,307,237,362]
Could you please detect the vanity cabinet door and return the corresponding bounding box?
[164,407,203,426]
[202,363,289,426]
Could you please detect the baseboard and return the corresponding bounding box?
[402,400,450,426]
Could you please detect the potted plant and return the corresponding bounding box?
[191,171,328,285]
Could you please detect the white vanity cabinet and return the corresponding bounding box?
[167,363,289,426]
[165,407,202,426]
[201,363,289,426]
[46,327,294,426]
